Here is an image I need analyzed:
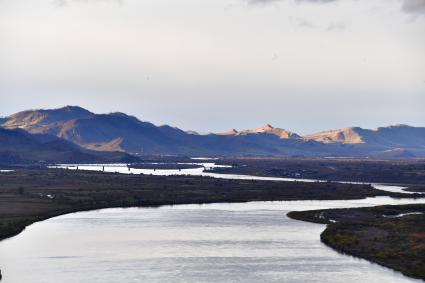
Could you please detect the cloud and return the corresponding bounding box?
[295,0,336,3]
[246,0,425,15]
[401,0,425,14]
[298,19,315,28]
[52,0,123,7]
[245,0,281,5]
[326,22,346,31]
[246,0,337,4]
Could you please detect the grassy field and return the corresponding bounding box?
[288,204,425,280]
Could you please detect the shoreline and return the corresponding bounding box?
[287,205,425,281]
[206,158,425,185]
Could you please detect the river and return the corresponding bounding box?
[0,164,423,282]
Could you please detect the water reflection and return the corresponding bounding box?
[0,197,424,283]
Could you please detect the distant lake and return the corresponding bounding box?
[0,165,424,282]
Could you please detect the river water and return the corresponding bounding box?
[0,164,424,283]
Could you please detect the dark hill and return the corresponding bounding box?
[0,127,137,164]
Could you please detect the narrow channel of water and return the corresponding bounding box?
[49,163,417,195]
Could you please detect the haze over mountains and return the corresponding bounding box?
[1,106,425,162]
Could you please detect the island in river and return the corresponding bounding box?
[288,204,425,280]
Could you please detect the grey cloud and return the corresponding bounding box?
[52,0,123,7]
[298,19,315,28]
[295,0,337,3]
[247,0,425,15]
[401,0,425,14]
[326,22,346,31]
[246,0,337,4]
[245,0,281,5]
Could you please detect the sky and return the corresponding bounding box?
[0,0,424,134]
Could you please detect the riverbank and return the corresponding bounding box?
[206,157,425,185]
[288,204,425,281]
[0,168,416,242]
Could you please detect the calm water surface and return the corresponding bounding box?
[1,164,424,282]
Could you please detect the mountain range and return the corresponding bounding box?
[0,126,137,164]
[1,106,424,162]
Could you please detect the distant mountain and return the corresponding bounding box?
[3,106,94,134]
[221,124,301,140]
[304,127,366,144]
[2,106,425,158]
[0,107,335,156]
[0,127,138,164]
[304,125,425,147]
[3,107,190,154]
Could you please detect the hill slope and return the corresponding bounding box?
[0,127,137,164]
[304,125,425,157]
[221,124,301,140]
[3,106,94,134]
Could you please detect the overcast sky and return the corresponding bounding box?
[0,0,424,134]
